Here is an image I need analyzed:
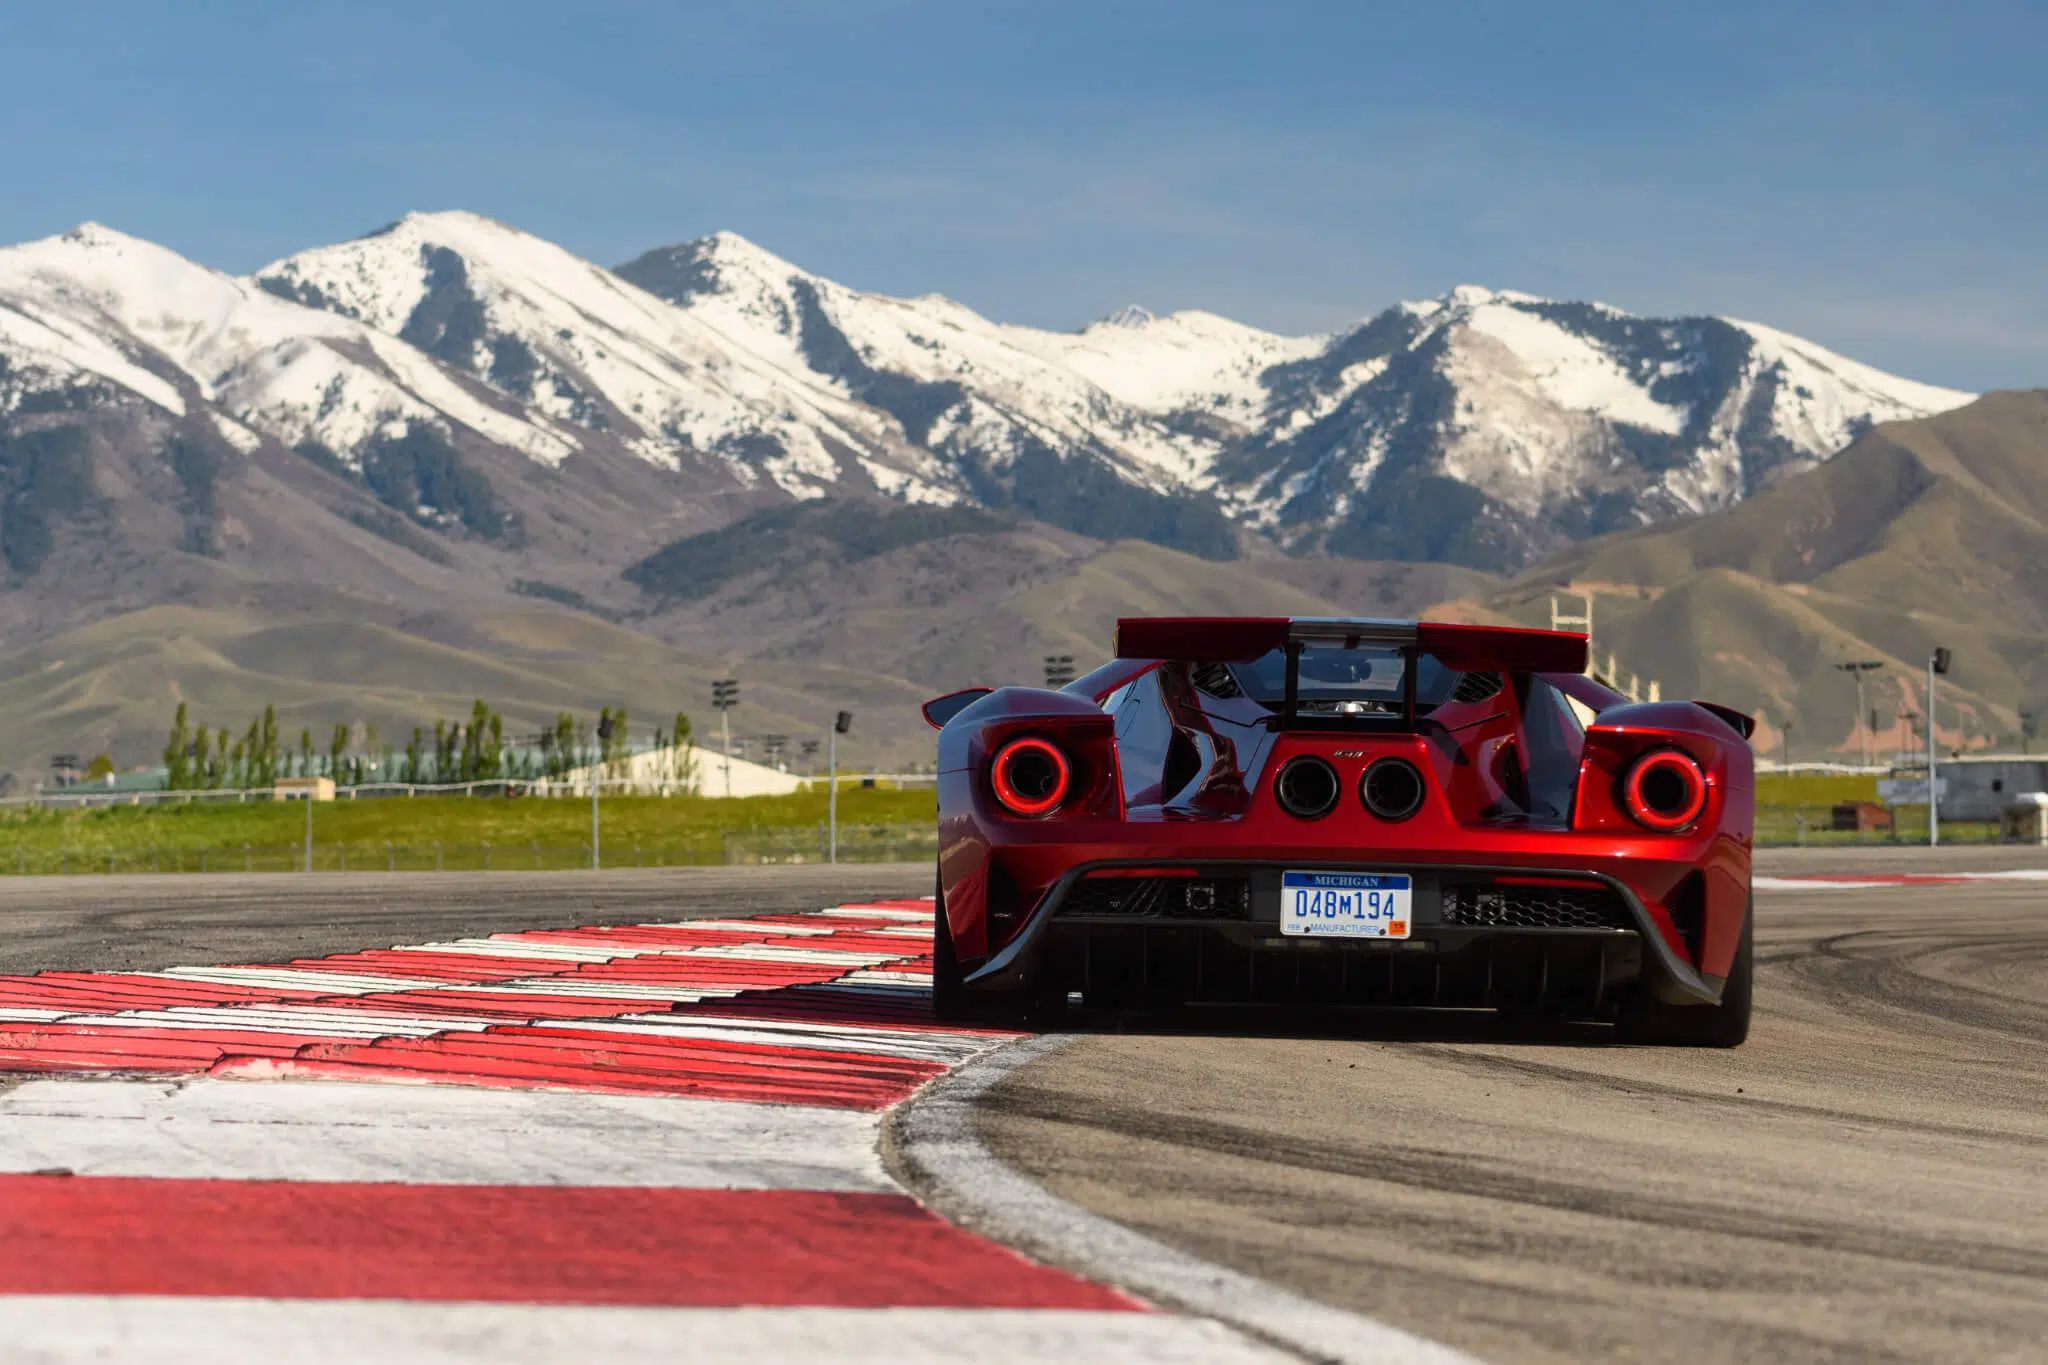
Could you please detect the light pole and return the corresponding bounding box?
[2022,708,2037,756]
[592,711,614,870]
[1044,655,1076,689]
[1927,647,1951,846]
[712,679,739,797]
[828,710,852,864]
[1835,661,1883,769]
[1782,719,1795,770]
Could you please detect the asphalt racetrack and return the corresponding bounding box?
[3,849,2042,1362]
[976,846,2048,1364]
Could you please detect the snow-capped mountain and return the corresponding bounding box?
[0,211,1974,583]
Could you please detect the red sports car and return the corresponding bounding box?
[922,616,1755,1045]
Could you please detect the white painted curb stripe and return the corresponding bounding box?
[0,1299,1291,1364]
[890,1036,1485,1365]
[0,1078,893,1190]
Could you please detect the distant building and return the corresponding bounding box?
[274,776,336,802]
[1934,756,2048,822]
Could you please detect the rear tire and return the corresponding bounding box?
[1621,893,1753,1047]
[931,867,970,1024]
[930,866,1056,1028]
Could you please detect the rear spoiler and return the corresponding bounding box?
[1113,617,1588,674]
[1696,701,1757,739]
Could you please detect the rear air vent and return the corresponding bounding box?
[1451,671,1504,703]
[1274,756,1341,820]
[1190,662,1244,698]
[1360,757,1426,822]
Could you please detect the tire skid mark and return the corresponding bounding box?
[981,1082,2048,1281]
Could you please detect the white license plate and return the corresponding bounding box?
[1280,871,1411,938]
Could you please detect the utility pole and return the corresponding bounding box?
[592,711,614,870]
[712,679,739,798]
[829,710,852,864]
[1928,647,1951,846]
[1836,661,1883,769]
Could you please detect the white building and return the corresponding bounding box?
[541,744,805,798]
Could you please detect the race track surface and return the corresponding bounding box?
[974,849,2048,1364]
[0,865,932,976]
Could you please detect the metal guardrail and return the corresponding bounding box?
[7,776,940,810]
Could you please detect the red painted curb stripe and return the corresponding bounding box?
[0,1175,1138,1310]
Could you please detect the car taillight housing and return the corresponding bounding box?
[990,737,1072,817]
[1622,749,1707,832]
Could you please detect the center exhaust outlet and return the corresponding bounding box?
[1360,757,1426,822]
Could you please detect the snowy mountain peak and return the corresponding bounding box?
[0,210,1981,577]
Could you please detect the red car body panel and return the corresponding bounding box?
[931,618,1755,1014]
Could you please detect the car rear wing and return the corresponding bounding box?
[1113,616,1589,731]
[1113,617,1588,672]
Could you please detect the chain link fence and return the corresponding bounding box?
[0,825,937,875]
[1757,805,2007,846]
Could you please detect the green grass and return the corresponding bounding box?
[0,788,937,870]
[1755,773,1882,806]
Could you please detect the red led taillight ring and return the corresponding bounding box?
[991,737,1071,817]
[1623,749,1708,832]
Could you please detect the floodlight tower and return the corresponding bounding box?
[1835,661,1884,769]
[591,710,615,870]
[828,710,853,864]
[711,679,739,798]
[1927,647,1952,846]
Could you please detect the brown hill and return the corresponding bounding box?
[1466,391,2048,759]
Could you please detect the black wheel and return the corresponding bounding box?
[1620,893,1753,1047]
[930,866,1058,1027]
[931,867,970,1023]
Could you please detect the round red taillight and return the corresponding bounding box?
[991,737,1071,817]
[1622,749,1708,832]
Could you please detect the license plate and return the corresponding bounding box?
[1280,871,1411,938]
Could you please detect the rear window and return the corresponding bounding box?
[1227,645,1467,720]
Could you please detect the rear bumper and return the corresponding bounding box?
[962,858,1726,1010]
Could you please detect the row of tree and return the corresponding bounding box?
[162,701,693,791]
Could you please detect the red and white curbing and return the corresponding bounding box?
[0,898,1443,1363]
[1755,870,2048,891]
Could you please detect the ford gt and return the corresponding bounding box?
[921,616,1754,1045]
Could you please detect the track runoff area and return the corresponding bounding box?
[0,860,2039,1363]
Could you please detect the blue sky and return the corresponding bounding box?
[2,1,2041,389]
